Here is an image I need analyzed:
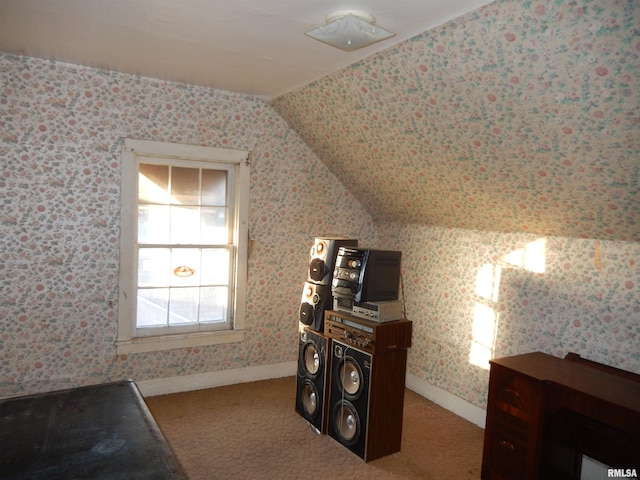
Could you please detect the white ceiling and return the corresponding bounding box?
[0,0,494,100]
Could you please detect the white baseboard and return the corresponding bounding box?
[137,361,297,397]
[405,372,486,429]
[137,363,487,431]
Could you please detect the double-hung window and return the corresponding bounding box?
[117,139,249,354]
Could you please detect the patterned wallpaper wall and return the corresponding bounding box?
[0,54,377,397]
[0,0,638,414]
[268,0,640,408]
[271,0,640,406]
[271,0,640,242]
[379,222,639,408]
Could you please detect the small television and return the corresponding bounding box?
[332,247,402,303]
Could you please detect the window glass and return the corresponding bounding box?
[171,167,200,205]
[139,164,170,204]
[201,170,227,206]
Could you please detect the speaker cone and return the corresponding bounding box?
[333,400,360,444]
[303,342,321,377]
[299,302,313,325]
[301,380,319,417]
[309,258,328,283]
[339,357,363,398]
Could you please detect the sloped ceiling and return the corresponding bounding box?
[0,0,493,100]
[270,0,640,242]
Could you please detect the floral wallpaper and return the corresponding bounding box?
[270,0,639,408]
[379,222,639,408]
[0,0,638,416]
[0,54,376,397]
[270,0,640,242]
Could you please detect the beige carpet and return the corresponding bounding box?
[146,376,485,479]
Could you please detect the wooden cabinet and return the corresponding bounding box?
[482,352,640,480]
[482,363,545,479]
[324,310,412,461]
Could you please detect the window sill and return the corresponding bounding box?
[116,329,245,355]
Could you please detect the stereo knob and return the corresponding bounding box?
[349,272,358,281]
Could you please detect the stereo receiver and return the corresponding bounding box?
[333,297,403,323]
[324,310,412,355]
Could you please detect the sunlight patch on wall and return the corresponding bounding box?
[469,301,499,369]
[502,238,546,273]
[475,263,501,302]
[469,238,547,369]
[469,263,501,369]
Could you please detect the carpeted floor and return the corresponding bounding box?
[146,376,485,479]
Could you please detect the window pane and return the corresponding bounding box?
[139,164,169,204]
[138,248,170,287]
[169,287,199,325]
[199,286,228,323]
[201,207,228,244]
[171,248,201,287]
[201,170,227,206]
[138,205,170,244]
[201,249,230,285]
[137,288,169,327]
[171,206,200,244]
[172,167,199,205]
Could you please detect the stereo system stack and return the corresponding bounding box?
[295,236,412,462]
[299,236,357,333]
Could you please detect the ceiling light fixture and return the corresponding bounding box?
[305,10,395,52]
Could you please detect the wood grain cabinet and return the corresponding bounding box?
[481,352,640,480]
[482,362,545,479]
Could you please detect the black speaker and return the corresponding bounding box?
[295,327,330,434]
[299,282,331,332]
[327,339,407,461]
[307,237,357,286]
[328,341,372,459]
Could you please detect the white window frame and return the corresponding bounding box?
[116,139,250,355]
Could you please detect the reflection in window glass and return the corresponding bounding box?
[170,248,201,287]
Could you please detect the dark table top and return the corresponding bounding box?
[490,351,640,414]
[0,380,186,480]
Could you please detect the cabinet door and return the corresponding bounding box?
[482,364,545,480]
